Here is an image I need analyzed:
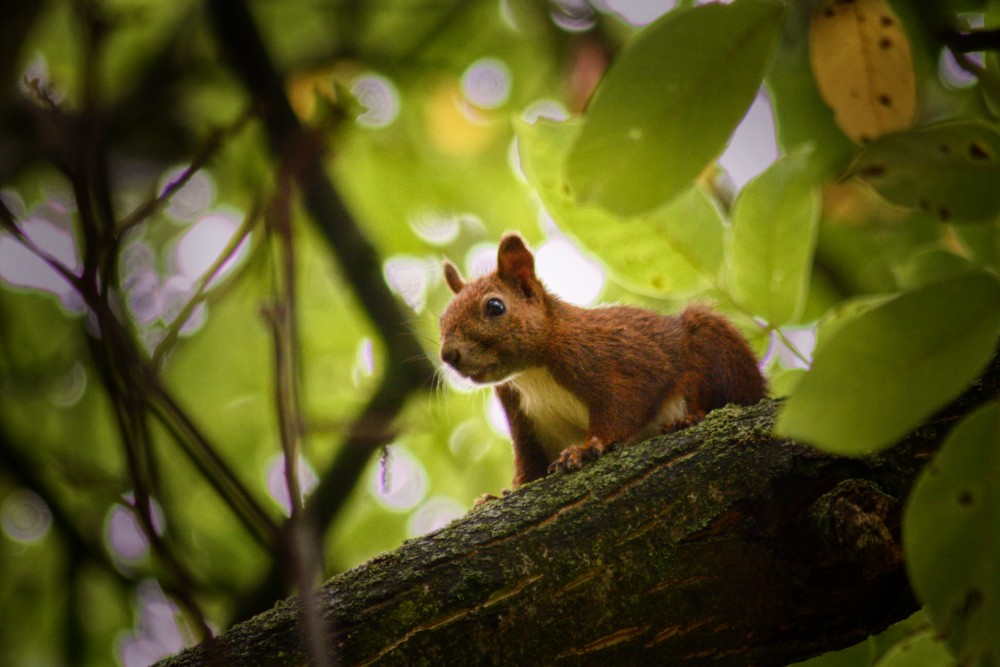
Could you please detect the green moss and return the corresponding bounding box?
[159,381,999,666]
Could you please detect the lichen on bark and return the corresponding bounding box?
[159,355,999,667]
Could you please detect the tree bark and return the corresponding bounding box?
[158,355,999,667]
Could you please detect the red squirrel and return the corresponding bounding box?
[439,233,766,488]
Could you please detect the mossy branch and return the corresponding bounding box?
[157,354,999,667]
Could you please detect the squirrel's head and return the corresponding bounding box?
[439,233,549,384]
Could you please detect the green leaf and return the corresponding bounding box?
[789,642,870,667]
[850,121,1000,223]
[775,272,1000,454]
[903,402,1000,665]
[813,294,894,355]
[516,118,724,295]
[728,149,820,325]
[977,54,1000,119]
[873,630,956,667]
[893,247,977,291]
[867,610,946,667]
[787,610,938,667]
[565,0,786,216]
[954,223,1000,270]
[767,367,807,399]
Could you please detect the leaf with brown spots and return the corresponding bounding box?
[809,0,916,143]
[904,402,1000,665]
[849,121,1000,223]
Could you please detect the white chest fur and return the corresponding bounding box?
[507,368,588,460]
[505,367,689,461]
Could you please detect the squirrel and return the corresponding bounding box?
[439,233,767,489]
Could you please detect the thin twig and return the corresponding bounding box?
[207,0,436,630]
[263,167,330,667]
[4,223,83,290]
[767,323,812,369]
[116,109,255,235]
[103,366,212,639]
[151,202,262,367]
[141,370,281,548]
[53,3,221,639]
[265,174,304,518]
[0,198,82,290]
[38,42,281,555]
[71,241,280,552]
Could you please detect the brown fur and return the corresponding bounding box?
[439,233,767,488]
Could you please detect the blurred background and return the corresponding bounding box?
[4,0,981,664]
[0,2,765,665]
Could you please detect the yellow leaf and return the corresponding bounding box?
[809,0,917,144]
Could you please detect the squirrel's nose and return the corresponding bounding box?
[440,343,461,368]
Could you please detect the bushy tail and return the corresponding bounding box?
[680,305,767,409]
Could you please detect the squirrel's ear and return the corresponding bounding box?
[497,233,537,296]
[443,261,465,294]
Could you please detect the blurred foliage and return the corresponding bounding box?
[1,0,999,666]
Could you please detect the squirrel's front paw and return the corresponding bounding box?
[549,437,615,474]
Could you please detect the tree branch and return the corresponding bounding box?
[203,0,433,378]
[940,28,1000,53]
[204,0,437,620]
[158,355,999,667]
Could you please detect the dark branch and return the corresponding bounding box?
[939,28,1000,53]
[204,0,436,622]
[157,355,1000,667]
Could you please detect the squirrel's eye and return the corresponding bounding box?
[484,298,506,318]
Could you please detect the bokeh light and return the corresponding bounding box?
[487,393,511,438]
[107,508,147,563]
[20,54,64,104]
[352,74,401,128]
[51,360,88,408]
[1,489,53,545]
[448,419,493,461]
[105,495,166,567]
[719,91,779,189]
[461,58,512,109]
[598,0,676,26]
[465,242,500,279]
[383,255,432,314]
[535,236,605,306]
[370,445,428,511]
[770,327,816,370]
[550,0,597,32]
[407,496,466,537]
[408,210,474,246]
[160,167,215,223]
[352,337,376,386]
[521,99,569,123]
[121,240,160,326]
[116,580,188,667]
[174,210,247,285]
[0,203,83,312]
[939,48,980,89]
[265,454,320,517]
[160,275,207,334]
